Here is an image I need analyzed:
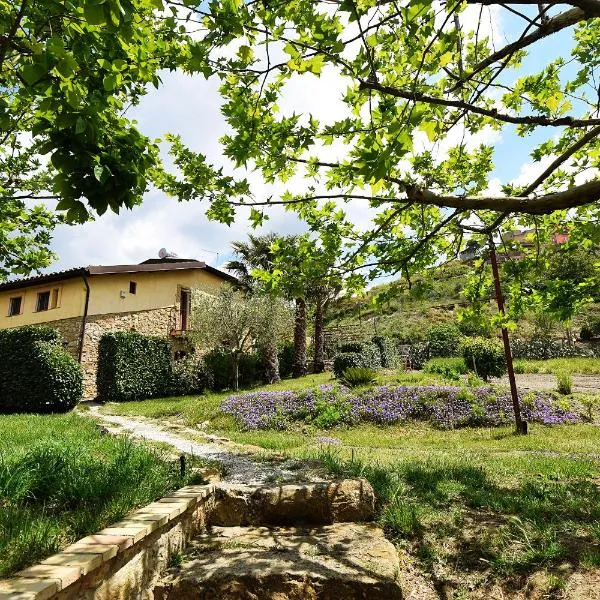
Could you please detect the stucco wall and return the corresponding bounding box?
[86,269,223,316]
[0,278,87,330]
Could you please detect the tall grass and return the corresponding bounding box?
[0,413,197,576]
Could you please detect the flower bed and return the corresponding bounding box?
[221,384,581,431]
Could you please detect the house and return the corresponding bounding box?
[0,255,236,397]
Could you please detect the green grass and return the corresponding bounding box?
[0,413,202,577]
[514,357,600,375]
[99,372,600,590]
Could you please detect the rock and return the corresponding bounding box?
[209,479,375,527]
[195,467,222,483]
[153,522,401,599]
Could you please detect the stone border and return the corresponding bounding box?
[0,484,215,600]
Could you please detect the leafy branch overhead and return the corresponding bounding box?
[0,0,182,276]
[159,0,600,286]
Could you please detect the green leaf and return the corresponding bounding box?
[21,64,46,86]
[84,3,106,25]
[103,74,117,91]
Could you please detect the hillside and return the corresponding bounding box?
[326,261,600,344]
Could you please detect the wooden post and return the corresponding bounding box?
[488,236,527,435]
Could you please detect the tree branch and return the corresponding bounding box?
[521,125,600,195]
[451,7,583,91]
[359,80,600,127]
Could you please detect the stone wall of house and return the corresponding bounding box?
[50,317,85,359]
[80,306,178,398]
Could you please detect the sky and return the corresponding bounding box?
[46,3,578,275]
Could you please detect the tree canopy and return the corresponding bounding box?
[0,0,180,277]
[159,0,600,294]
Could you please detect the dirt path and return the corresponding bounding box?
[493,373,600,393]
[86,405,322,485]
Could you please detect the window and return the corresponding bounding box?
[50,288,59,309]
[8,296,22,316]
[179,289,190,330]
[36,291,50,312]
[129,281,137,294]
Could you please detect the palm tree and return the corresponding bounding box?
[226,233,298,383]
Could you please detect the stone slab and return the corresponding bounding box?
[210,479,375,526]
[17,565,81,591]
[154,522,401,600]
[0,577,59,600]
[42,553,103,575]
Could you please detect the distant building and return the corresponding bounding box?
[0,256,236,397]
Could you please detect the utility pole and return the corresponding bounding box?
[488,236,527,435]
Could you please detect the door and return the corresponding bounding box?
[180,289,190,331]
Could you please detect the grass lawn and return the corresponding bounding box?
[0,412,202,577]
[514,357,600,375]
[99,370,600,594]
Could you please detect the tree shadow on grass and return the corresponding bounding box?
[328,455,600,594]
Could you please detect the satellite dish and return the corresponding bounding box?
[158,248,179,259]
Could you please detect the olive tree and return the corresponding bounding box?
[189,286,292,390]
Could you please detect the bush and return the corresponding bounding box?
[278,342,294,378]
[333,352,364,378]
[423,357,468,380]
[461,337,506,381]
[556,372,572,395]
[580,318,600,341]
[426,323,462,357]
[96,332,172,401]
[408,342,430,370]
[203,349,262,391]
[511,338,594,360]
[341,367,377,387]
[0,326,83,413]
[372,335,401,368]
[169,357,213,396]
[361,342,382,369]
[338,342,364,353]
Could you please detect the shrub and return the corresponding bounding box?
[278,341,294,378]
[169,357,213,396]
[580,318,600,341]
[338,341,364,353]
[341,367,377,387]
[579,394,600,421]
[96,332,172,401]
[423,357,468,380]
[426,323,462,357]
[0,326,83,413]
[511,338,593,360]
[408,342,430,370]
[361,342,382,369]
[203,349,262,391]
[333,352,363,378]
[461,337,506,382]
[556,372,572,395]
[372,335,401,368]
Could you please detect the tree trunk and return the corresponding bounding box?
[263,341,281,384]
[232,352,240,391]
[293,297,307,378]
[313,295,326,374]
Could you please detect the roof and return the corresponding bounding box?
[0,259,237,293]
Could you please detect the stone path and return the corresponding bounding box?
[86,405,321,486]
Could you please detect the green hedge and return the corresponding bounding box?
[372,335,401,368]
[96,332,173,401]
[0,326,83,413]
